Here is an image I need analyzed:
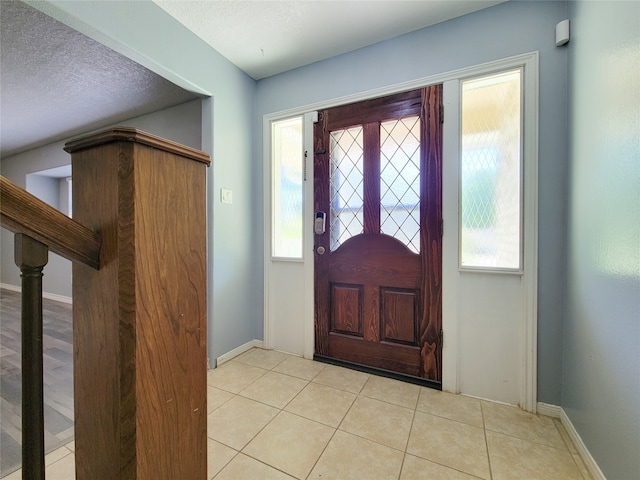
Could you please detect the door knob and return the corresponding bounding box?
[317,246,326,255]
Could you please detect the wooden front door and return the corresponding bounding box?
[314,86,443,385]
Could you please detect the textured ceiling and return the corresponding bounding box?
[153,0,506,80]
[0,0,199,158]
[1,0,507,159]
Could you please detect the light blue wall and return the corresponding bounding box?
[26,1,259,364]
[565,1,640,478]
[255,0,569,404]
[1,100,203,298]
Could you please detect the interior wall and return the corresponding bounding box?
[564,1,640,478]
[0,99,202,298]
[29,0,259,365]
[256,0,569,405]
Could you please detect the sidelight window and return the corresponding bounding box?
[460,69,522,270]
[272,116,304,259]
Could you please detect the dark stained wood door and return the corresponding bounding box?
[314,86,443,384]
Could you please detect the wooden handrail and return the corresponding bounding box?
[0,176,101,269]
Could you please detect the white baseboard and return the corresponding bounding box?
[1,283,72,304]
[537,401,562,418]
[537,402,606,480]
[559,408,607,480]
[42,291,72,304]
[215,339,263,367]
[1,283,21,294]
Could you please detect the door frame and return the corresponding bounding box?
[263,51,538,411]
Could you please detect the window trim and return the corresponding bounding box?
[458,66,525,275]
[270,115,305,261]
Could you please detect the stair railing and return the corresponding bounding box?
[1,175,101,480]
[1,127,210,480]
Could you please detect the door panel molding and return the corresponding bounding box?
[380,287,420,346]
[314,86,443,382]
[330,283,364,337]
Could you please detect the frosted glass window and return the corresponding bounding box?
[272,117,303,258]
[461,69,522,270]
[330,126,364,251]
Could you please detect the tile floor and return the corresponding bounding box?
[4,348,593,480]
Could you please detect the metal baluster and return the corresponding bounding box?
[14,233,48,480]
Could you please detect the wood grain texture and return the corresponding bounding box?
[326,90,421,130]
[315,87,443,382]
[327,334,421,377]
[64,127,211,166]
[363,122,380,234]
[69,129,209,479]
[381,288,418,345]
[72,143,121,480]
[330,284,363,336]
[133,143,207,479]
[418,85,443,382]
[0,176,101,269]
[314,111,331,357]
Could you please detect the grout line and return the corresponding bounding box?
[224,452,294,480]
[397,402,418,479]
[480,401,494,480]
[304,425,339,479]
[279,380,310,412]
[209,448,239,480]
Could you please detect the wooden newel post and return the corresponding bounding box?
[65,128,211,480]
[14,233,48,480]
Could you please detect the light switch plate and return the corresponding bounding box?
[220,188,233,204]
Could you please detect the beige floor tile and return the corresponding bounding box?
[207,438,237,479]
[2,469,21,480]
[554,418,578,454]
[207,361,267,394]
[417,388,483,427]
[400,454,482,480]
[45,452,75,480]
[243,411,334,479]
[239,371,308,409]
[3,443,74,476]
[285,382,356,427]
[207,385,234,413]
[312,364,369,394]
[308,430,404,480]
[272,355,326,380]
[339,395,414,451]
[214,453,296,480]
[487,430,583,480]
[360,375,420,409]
[482,401,565,449]
[207,395,279,450]
[45,445,72,466]
[407,411,490,480]
[236,348,290,370]
[572,452,594,480]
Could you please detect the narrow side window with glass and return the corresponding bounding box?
[272,116,304,259]
[460,69,522,271]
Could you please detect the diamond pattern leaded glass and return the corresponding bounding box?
[380,116,421,253]
[461,69,521,269]
[330,126,364,251]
